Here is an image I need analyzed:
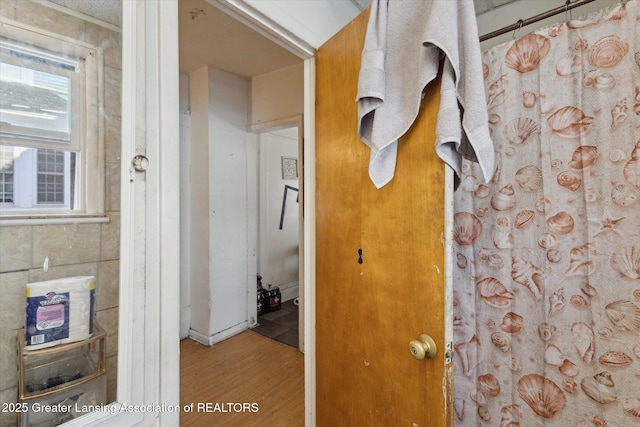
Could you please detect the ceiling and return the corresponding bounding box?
[46,0,308,78]
[175,0,520,78]
[44,0,522,79]
[178,0,303,77]
[48,0,121,26]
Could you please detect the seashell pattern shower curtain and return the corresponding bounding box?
[453,1,640,425]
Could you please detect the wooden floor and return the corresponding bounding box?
[180,330,304,426]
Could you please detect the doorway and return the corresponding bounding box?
[251,124,301,348]
[177,0,305,402]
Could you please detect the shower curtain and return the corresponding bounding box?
[453,1,640,425]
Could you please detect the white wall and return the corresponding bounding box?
[183,59,305,344]
[187,66,258,344]
[259,131,299,300]
[179,72,191,340]
[187,66,212,341]
[250,62,304,126]
[208,68,254,340]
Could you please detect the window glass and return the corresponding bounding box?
[0,145,76,209]
[0,43,75,143]
[0,145,14,203]
[0,29,94,215]
[37,148,71,205]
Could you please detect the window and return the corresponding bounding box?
[0,146,76,210]
[0,145,14,203]
[37,149,73,205]
[0,20,102,218]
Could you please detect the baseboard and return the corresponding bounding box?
[210,321,249,344]
[188,329,213,346]
[188,321,248,346]
[278,282,299,302]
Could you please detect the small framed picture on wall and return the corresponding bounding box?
[282,156,298,179]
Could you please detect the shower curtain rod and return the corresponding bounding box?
[479,0,599,42]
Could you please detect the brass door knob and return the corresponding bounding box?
[409,334,437,360]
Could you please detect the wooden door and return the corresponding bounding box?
[315,8,450,427]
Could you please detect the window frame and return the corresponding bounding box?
[0,19,104,221]
[0,41,81,149]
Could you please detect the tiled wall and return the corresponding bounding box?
[473,0,519,14]
[0,1,121,426]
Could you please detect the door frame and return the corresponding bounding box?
[70,0,181,425]
[182,2,454,426]
[78,1,453,426]
[90,2,452,426]
[208,3,317,424]
[247,114,306,352]
[302,58,317,425]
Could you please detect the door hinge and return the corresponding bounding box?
[445,341,453,364]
